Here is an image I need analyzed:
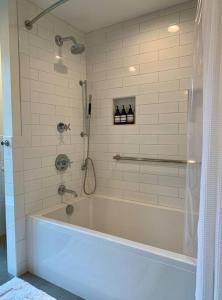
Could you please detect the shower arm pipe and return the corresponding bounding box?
[60,36,78,44]
[25,0,69,30]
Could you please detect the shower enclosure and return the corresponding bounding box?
[9,0,202,298]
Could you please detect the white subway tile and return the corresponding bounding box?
[159,90,188,102]
[31,80,55,94]
[180,32,194,45]
[139,183,179,197]
[30,58,53,73]
[179,55,193,67]
[24,158,41,171]
[124,72,158,86]
[140,144,178,155]
[140,124,178,135]
[139,102,178,114]
[137,93,158,104]
[159,112,186,123]
[31,103,56,115]
[158,134,186,145]
[159,67,192,81]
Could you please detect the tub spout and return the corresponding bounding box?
[58,185,78,197]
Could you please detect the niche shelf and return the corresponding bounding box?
[113,96,136,125]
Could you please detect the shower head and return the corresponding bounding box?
[71,43,85,54]
[55,35,85,55]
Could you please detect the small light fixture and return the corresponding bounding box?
[168,24,180,33]
[129,66,136,72]
[56,55,62,59]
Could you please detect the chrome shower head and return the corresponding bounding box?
[71,43,85,54]
[55,35,85,55]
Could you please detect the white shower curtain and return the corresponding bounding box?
[196,0,222,299]
[184,0,202,258]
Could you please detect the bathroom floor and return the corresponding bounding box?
[0,240,13,285]
[21,273,84,300]
[0,241,84,300]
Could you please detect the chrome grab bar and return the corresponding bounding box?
[113,155,188,165]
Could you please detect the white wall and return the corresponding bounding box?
[0,49,5,237]
[0,0,21,275]
[86,1,196,210]
[10,0,86,274]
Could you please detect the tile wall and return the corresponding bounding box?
[11,0,86,273]
[86,1,196,209]
[5,0,196,274]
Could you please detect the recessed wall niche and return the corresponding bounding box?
[113,96,136,125]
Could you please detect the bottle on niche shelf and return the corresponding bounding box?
[127,104,134,124]
[114,105,121,124]
[120,105,127,124]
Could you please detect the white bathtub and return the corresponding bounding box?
[27,195,196,300]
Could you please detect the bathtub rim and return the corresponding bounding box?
[28,195,196,273]
[33,194,188,216]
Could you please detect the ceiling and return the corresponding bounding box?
[30,0,187,33]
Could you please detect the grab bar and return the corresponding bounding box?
[113,155,189,165]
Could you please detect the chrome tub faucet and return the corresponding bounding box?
[58,185,78,197]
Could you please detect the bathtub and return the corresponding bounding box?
[27,195,196,300]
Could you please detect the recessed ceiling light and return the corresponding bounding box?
[129,66,136,72]
[168,25,180,33]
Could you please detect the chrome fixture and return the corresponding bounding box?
[55,154,73,172]
[66,204,74,215]
[25,0,69,30]
[57,122,71,133]
[79,80,92,137]
[55,35,85,55]
[79,80,86,86]
[1,140,10,147]
[80,132,87,138]
[113,155,188,165]
[58,185,78,197]
[79,80,96,195]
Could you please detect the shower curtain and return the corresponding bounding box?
[196,0,222,299]
[184,0,202,258]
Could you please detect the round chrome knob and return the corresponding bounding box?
[1,140,10,147]
[58,185,66,195]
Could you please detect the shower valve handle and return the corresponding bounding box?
[57,122,71,133]
[66,123,71,131]
[1,140,10,147]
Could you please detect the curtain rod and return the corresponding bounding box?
[24,0,69,30]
